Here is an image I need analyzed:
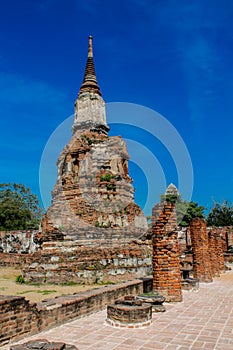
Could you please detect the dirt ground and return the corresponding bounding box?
[0,267,102,303]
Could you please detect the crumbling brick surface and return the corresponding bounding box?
[22,241,152,284]
[0,252,28,267]
[10,340,79,350]
[227,228,233,247]
[215,230,226,272]
[208,228,220,277]
[0,296,38,345]
[152,201,182,302]
[42,132,147,243]
[0,230,40,254]
[190,218,213,282]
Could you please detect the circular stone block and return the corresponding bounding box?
[106,302,152,328]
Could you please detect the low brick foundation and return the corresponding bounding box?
[0,252,28,267]
[0,279,143,346]
[22,241,152,284]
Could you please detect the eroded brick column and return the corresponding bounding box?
[220,227,228,252]
[190,218,212,282]
[152,201,182,302]
[227,227,233,247]
[215,229,226,272]
[208,228,220,277]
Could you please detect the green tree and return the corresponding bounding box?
[0,183,43,230]
[206,201,233,226]
[177,200,206,227]
[160,193,205,227]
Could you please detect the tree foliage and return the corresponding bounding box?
[206,201,233,227]
[160,194,205,227]
[160,193,179,204]
[177,200,205,227]
[0,183,43,230]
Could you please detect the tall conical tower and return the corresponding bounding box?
[72,36,109,135]
[42,36,148,245]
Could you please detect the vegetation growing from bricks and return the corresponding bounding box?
[100,173,115,182]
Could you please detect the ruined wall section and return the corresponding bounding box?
[22,241,152,284]
[0,230,40,254]
[0,280,143,346]
[0,296,39,345]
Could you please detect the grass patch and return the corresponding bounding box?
[36,290,57,295]
[17,290,37,295]
[61,281,77,286]
[101,281,115,285]
[17,289,57,296]
[25,282,42,286]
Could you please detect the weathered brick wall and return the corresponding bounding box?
[0,252,28,267]
[22,241,152,284]
[0,230,40,254]
[0,296,39,345]
[190,218,213,282]
[0,280,143,346]
[152,201,182,302]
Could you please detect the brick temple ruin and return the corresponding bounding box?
[1,36,233,346]
[42,35,147,245]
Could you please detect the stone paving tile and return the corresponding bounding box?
[112,346,140,350]
[138,342,166,349]
[1,268,233,350]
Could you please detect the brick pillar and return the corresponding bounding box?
[227,227,233,247]
[215,230,225,272]
[208,228,220,277]
[152,201,182,302]
[220,227,228,252]
[190,218,213,282]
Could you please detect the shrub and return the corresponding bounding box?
[15,275,25,284]
[100,173,112,182]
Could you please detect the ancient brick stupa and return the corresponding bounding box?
[42,36,147,245]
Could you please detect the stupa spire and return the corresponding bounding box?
[79,36,101,96]
[73,36,109,135]
[88,35,93,58]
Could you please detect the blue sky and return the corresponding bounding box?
[0,0,233,215]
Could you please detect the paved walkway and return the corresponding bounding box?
[2,268,233,350]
